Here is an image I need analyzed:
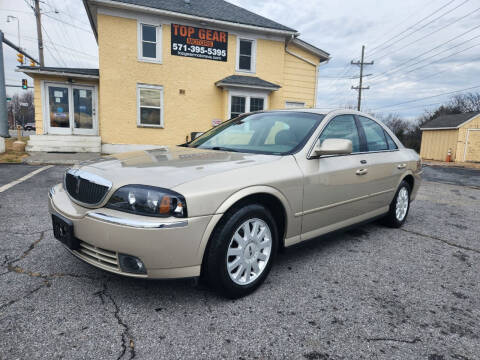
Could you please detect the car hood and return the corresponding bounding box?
[77,146,280,190]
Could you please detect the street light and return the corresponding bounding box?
[6,15,20,50]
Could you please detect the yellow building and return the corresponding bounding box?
[20,0,329,153]
[420,112,480,163]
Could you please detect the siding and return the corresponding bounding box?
[283,43,318,107]
[455,115,480,162]
[420,129,458,161]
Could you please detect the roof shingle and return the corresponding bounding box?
[104,0,296,32]
[420,112,480,129]
[216,75,281,90]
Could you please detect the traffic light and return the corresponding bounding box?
[16,53,24,64]
[30,59,36,67]
[22,79,28,90]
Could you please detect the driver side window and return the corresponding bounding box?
[319,115,361,153]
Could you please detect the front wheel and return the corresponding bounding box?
[382,180,411,228]
[204,204,278,298]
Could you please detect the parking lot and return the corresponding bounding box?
[0,163,479,359]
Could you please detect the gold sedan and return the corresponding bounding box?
[49,109,422,298]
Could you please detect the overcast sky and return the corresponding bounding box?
[1,0,479,119]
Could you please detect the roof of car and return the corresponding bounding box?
[94,0,296,32]
[420,112,480,130]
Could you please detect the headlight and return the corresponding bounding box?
[106,185,187,218]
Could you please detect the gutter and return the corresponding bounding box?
[86,0,299,38]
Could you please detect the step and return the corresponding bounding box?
[27,135,101,153]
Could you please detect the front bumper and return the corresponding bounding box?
[49,184,212,279]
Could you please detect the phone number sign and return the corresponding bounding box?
[171,23,228,62]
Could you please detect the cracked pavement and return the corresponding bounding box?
[0,163,479,359]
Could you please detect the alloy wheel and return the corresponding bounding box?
[226,218,272,285]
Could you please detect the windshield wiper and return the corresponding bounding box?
[209,146,239,152]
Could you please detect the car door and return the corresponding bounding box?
[299,114,374,240]
[354,115,404,213]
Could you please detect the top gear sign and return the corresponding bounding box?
[171,23,228,62]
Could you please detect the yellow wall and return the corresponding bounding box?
[420,129,458,161]
[284,43,318,107]
[97,14,321,146]
[31,75,99,135]
[456,115,480,162]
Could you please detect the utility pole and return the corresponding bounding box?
[351,45,373,111]
[34,0,45,66]
[0,32,10,138]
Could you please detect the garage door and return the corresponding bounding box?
[465,129,480,162]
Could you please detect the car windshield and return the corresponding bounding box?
[188,111,324,155]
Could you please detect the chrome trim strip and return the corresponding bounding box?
[64,168,113,208]
[87,212,188,229]
[295,188,395,217]
[49,186,55,199]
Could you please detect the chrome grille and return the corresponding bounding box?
[76,241,119,271]
[65,169,112,206]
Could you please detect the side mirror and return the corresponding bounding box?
[311,138,353,157]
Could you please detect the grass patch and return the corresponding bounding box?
[0,136,29,163]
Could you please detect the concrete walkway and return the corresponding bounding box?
[23,152,102,165]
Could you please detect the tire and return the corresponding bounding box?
[204,203,278,298]
[382,180,411,228]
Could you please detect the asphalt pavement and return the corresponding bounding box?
[0,164,479,359]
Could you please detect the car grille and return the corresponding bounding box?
[75,241,119,271]
[65,170,111,205]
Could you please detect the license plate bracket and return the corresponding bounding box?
[52,213,80,250]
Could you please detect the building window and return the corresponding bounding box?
[285,101,306,109]
[139,23,161,62]
[229,93,266,119]
[137,84,163,127]
[237,38,256,72]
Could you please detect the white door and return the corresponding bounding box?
[45,83,97,135]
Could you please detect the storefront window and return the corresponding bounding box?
[230,96,246,119]
[48,86,70,128]
[230,94,265,119]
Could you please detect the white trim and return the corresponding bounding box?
[236,37,256,73]
[19,68,99,79]
[285,101,306,109]
[216,82,279,92]
[88,0,299,36]
[291,38,330,60]
[43,81,99,136]
[285,48,317,66]
[463,128,480,162]
[136,83,164,128]
[420,127,460,130]
[228,89,268,119]
[138,21,162,63]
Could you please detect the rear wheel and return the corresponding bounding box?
[382,180,411,228]
[204,204,278,298]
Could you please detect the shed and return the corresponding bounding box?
[420,112,480,163]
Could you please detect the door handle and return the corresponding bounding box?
[397,163,407,169]
[356,168,368,175]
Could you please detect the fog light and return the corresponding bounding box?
[119,254,147,274]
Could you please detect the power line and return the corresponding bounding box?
[41,23,67,67]
[399,42,480,77]
[42,13,92,33]
[370,0,471,58]
[373,84,480,110]
[372,6,480,63]
[370,31,480,82]
[369,0,459,55]
[351,46,374,111]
